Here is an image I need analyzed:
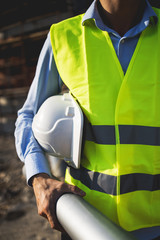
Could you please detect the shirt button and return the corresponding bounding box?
[121,39,125,44]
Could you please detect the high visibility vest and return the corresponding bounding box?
[50,8,160,231]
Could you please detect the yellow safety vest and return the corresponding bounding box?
[50,8,160,231]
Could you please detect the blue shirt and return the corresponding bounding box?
[15,1,159,238]
[83,0,157,73]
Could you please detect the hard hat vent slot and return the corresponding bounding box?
[66,106,74,117]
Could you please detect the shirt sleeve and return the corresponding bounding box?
[14,32,62,185]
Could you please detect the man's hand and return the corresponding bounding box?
[32,173,86,231]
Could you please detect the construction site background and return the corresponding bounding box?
[0,1,92,240]
[0,0,92,135]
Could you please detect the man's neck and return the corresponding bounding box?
[98,0,146,36]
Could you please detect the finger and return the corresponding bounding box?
[44,201,63,231]
[47,213,55,229]
[41,212,48,219]
[38,208,48,219]
[69,185,86,197]
[47,212,65,232]
[60,183,86,197]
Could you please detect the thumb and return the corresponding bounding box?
[70,185,86,197]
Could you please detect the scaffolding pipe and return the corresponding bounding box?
[56,193,136,240]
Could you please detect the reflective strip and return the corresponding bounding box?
[69,167,117,195]
[85,122,116,145]
[120,173,160,194]
[119,125,160,146]
[69,167,160,195]
[85,123,160,146]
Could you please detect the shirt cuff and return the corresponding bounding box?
[25,152,51,186]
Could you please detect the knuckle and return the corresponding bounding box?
[38,209,43,216]
[38,204,49,216]
[44,204,49,212]
[50,223,55,229]
[71,185,79,192]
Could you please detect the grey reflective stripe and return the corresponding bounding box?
[85,122,116,144]
[120,173,160,194]
[69,167,117,195]
[69,167,160,195]
[85,123,160,146]
[119,125,160,146]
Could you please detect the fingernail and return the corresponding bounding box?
[80,190,86,196]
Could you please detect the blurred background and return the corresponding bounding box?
[0,1,92,239]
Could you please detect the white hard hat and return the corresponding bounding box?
[32,93,83,169]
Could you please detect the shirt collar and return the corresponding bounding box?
[82,0,97,24]
[82,0,158,34]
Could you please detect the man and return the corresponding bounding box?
[15,0,160,239]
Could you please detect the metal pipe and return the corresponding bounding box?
[56,193,136,240]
